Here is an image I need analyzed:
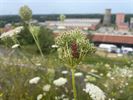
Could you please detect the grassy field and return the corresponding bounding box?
[0,45,133,100]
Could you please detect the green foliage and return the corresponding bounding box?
[38,27,55,54]
[59,14,66,22]
[0,60,50,100]
[1,14,133,28]
[0,55,133,100]
[17,26,34,45]
[28,25,44,57]
[0,37,14,47]
[17,25,54,54]
[19,5,32,22]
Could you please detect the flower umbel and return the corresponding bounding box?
[12,44,20,49]
[53,77,67,87]
[55,29,95,68]
[83,82,106,100]
[29,77,40,84]
[43,84,51,92]
[55,29,95,100]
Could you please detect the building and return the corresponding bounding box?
[90,34,133,47]
[103,9,111,26]
[45,18,101,31]
[115,13,129,30]
[116,13,125,24]
[117,23,129,30]
[130,17,133,29]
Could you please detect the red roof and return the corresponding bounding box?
[91,34,133,44]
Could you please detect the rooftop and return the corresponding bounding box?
[91,34,133,45]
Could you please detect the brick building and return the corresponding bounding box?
[115,13,129,30]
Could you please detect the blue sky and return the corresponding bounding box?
[0,0,133,15]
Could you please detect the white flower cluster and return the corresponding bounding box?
[51,44,58,48]
[43,84,51,92]
[0,26,23,38]
[29,77,40,84]
[75,72,83,77]
[53,77,67,87]
[62,70,68,75]
[12,44,20,49]
[107,67,133,78]
[83,83,106,100]
[55,94,69,100]
[37,94,43,100]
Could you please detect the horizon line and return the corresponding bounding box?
[0,13,133,16]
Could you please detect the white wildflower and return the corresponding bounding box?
[37,94,43,100]
[36,63,41,66]
[106,73,111,77]
[85,75,96,82]
[62,70,68,74]
[61,94,66,99]
[125,82,128,86]
[0,26,23,38]
[105,64,110,68]
[12,44,20,49]
[43,84,51,92]
[55,96,61,100]
[110,77,114,80]
[112,67,133,78]
[100,73,103,76]
[52,44,58,48]
[103,84,108,88]
[109,98,115,100]
[84,78,88,82]
[29,77,40,84]
[43,92,46,96]
[75,72,83,77]
[63,98,69,100]
[83,82,106,100]
[119,90,123,93]
[53,77,67,87]
[90,69,97,73]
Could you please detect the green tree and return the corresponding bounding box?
[59,14,66,22]
[19,5,32,23]
[38,27,55,54]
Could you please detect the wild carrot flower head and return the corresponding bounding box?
[29,77,40,84]
[0,26,23,39]
[55,29,95,68]
[53,77,67,87]
[12,44,20,49]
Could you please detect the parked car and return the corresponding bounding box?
[121,47,133,54]
[99,44,118,53]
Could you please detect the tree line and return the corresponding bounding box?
[0,14,133,27]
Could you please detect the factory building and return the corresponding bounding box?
[116,13,125,24]
[130,17,133,30]
[103,9,111,26]
[45,18,101,31]
[115,13,129,30]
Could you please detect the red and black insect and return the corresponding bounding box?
[71,41,79,59]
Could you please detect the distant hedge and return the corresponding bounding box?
[0,14,133,27]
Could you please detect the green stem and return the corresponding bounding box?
[71,69,77,100]
[29,25,44,58]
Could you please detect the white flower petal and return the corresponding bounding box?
[53,77,67,87]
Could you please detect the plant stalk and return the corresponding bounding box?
[29,25,44,58]
[71,69,77,100]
